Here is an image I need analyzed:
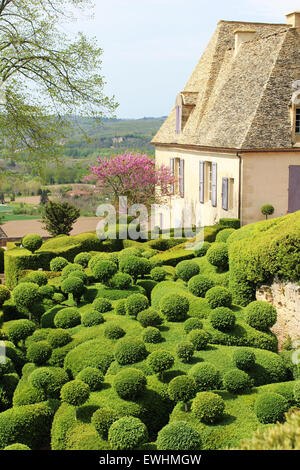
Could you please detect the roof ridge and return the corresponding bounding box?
[218,20,287,26]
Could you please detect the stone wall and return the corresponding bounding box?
[256,279,300,348]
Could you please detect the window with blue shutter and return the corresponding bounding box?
[199,161,204,203]
[211,163,217,207]
[222,177,229,211]
[170,158,175,195]
[179,159,185,197]
[176,106,182,134]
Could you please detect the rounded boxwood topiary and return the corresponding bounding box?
[191,391,225,424]
[159,293,189,322]
[216,228,235,243]
[137,308,162,328]
[38,285,55,299]
[113,368,147,400]
[147,350,174,379]
[28,367,68,397]
[125,294,149,317]
[188,329,210,351]
[4,443,31,450]
[184,317,203,334]
[210,307,236,332]
[104,323,125,340]
[68,270,88,285]
[261,204,275,219]
[115,338,147,365]
[232,348,256,371]
[50,257,69,272]
[142,327,162,344]
[61,263,84,279]
[61,277,85,303]
[108,416,148,450]
[157,421,201,451]
[194,241,211,258]
[52,293,65,304]
[92,297,112,313]
[92,260,118,285]
[176,341,195,363]
[54,307,81,329]
[110,272,133,290]
[205,286,232,309]
[74,252,92,268]
[255,392,289,424]
[206,243,229,270]
[115,299,126,316]
[189,362,221,392]
[81,308,104,327]
[245,301,277,332]
[0,285,10,307]
[26,341,52,365]
[119,255,147,282]
[22,234,43,253]
[175,260,200,282]
[168,375,196,410]
[223,369,253,394]
[76,367,104,391]
[60,379,90,407]
[91,407,119,439]
[6,319,36,345]
[12,282,40,315]
[188,275,214,298]
[88,253,111,272]
[47,329,72,348]
[25,271,48,286]
[150,267,166,282]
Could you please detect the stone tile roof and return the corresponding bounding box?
[0,226,7,238]
[152,20,300,149]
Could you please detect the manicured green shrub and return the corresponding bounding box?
[219,218,241,229]
[193,392,225,426]
[68,270,88,284]
[216,228,236,243]
[115,339,147,365]
[60,379,90,407]
[111,272,133,290]
[81,308,104,327]
[76,367,104,391]
[210,307,236,332]
[52,293,65,304]
[92,260,118,285]
[147,350,174,379]
[61,263,84,280]
[26,341,52,365]
[0,285,10,309]
[50,257,69,272]
[184,317,203,334]
[157,421,201,451]
[54,308,81,329]
[189,362,221,392]
[206,243,229,270]
[188,330,210,351]
[4,443,31,450]
[38,285,55,299]
[12,282,40,317]
[205,286,232,309]
[159,293,189,322]
[232,348,256,371]
[91,407,119,439]
[22,234,43,253]
[115,299,126,316]
[176,341,195,363]
[150,267,166,282]
[61,277,85,304]
[175,260,200,282]
[29,367,69,398]
[104,323,125,340]
[137,308,162,328]
[119,255,150,282]
[92,297,112,313]
[194,241,211,258]
[168,375,196,410]
[113,368,147,400]
[108,416,148,451]
[188,275,214,298]
[24,271,48,286]
[245,301,277,332]
[223,369,253,394]
[142,327,162,344]
[74,252,92,268]
[255,392,289,424]
[125,294,149,317]
[293,381,300,405]
[47,329,72,349]
[261,204,275,219]
[6,320,36,345]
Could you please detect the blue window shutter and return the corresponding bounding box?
[222,178,229,211]
[179,159,185,197]
[176,106,181,134]
[212,163,217,207]
[170,158,175,194]
[199,161,204,203]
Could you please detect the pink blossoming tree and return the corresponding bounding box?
[86,152,176,210]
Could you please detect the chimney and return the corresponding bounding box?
[286,12,300,31]
[234,30,256,57]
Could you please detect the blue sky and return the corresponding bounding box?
[69,0,300,118]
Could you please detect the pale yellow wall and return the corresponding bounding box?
[155,146,240,228]
[241,151,300,225]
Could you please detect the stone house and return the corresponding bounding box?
[152,12,300,227]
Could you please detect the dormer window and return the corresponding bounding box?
[296,109,300,134]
